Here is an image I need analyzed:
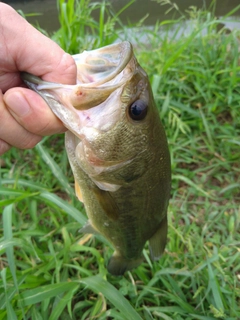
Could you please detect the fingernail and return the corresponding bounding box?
[5,91,31,117]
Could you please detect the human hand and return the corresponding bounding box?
[0,3,77,155]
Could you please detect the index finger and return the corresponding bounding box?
[0,3,77,86]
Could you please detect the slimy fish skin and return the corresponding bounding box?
[22,41,171,275]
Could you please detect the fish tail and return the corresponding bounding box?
[107,252,143,276]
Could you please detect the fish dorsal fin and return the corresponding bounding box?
[93,187,119,221]
[75,180,83,202]
[149,215,168,260]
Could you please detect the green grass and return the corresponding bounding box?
[1,0,240,319]
[52,0,135,53]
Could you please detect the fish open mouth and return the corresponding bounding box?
[22,41,134,110]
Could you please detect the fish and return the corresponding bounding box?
[22,41,171,276]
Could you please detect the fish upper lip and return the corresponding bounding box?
[73,41,133,87]
[21,41,134,111]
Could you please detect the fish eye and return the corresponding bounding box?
[128,99,148,121]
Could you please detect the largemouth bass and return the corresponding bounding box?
[22,41,171,276]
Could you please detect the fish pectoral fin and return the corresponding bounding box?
[79,221,100,235]
[149,215,168,260]
[107,252,143,276]
[75,180,83,202]
[93,187,119,221]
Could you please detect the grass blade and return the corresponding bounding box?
[39,191,87,225]
[19,282,79,306]
[81,275,143,320]
[49,286,78,320]
[35,143,74,196]
[3,205,18,291]
[173,174,213,198]
[207,259,224,313]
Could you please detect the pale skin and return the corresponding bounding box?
[0,3,77,155]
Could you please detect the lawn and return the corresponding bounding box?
[0,1,239,319]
